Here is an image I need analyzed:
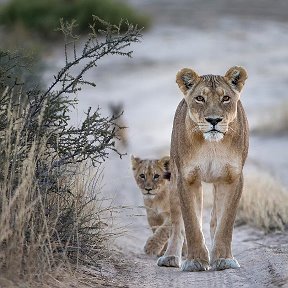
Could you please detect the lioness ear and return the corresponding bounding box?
[224,66,248,92]
[131,155,141,169]
[159,156,170,170]
[159,156,171,180]
[176,68,200,95]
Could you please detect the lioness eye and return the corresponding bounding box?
[222,95,230,102]
[195,96,205,102]
[154,174,160,179]
[139,174,145,179]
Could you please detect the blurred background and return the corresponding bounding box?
[1,0,288,256]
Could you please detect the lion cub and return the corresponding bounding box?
[131,155,171,256]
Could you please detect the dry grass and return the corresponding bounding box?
[0,93,116,287]
[251,102,288,135]
[203,169,288,232]
[0,20,142,286]
[238,169,288,232]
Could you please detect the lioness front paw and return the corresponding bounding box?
[181,259,209,272]
[157,255,181,268]
[211,258,240,271]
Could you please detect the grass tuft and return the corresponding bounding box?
[251,102,288,135]
[204,169,288,232]
[0,98,115,285]
[238,169,288,232]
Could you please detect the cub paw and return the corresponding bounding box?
[157,255,180,268]
[157,244,167,257]
[181,259,209,272]
[144,238,161,256]
[211,258,240,271]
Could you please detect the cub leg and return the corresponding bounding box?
[147,211,163,233]
[144,216,170,256]
[210,173,243,270]
[179,179,209,272]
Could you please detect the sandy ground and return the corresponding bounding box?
[101,156,288,288]
[42,0,288,286]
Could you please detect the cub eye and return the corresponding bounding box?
[222,95,230,102]
[154,174,160,179]
[139,174,145,179]
[195,96,205,103]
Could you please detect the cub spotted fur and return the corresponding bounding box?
[131,155,171,256]
[157,66,249,271]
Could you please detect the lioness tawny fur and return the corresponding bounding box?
[157,66,248,271]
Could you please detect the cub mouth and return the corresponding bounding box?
[143,190,156,196]
[144,192,154,195]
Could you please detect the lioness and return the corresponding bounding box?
[131,155,171,256]
[157,66,248,271]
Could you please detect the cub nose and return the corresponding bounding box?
[145,188,152,192]
[205,117,223,126]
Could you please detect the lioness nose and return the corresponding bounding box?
[205,117,222,126]
[145,188,152,192]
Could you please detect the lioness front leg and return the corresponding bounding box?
[210,186,217,242]
[210,174,243,270]
[179,179,209,272]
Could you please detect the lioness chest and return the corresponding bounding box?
[183,142,242,183]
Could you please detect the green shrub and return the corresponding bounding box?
[0,0,149,39]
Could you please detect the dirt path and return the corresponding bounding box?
[103,157,288,288]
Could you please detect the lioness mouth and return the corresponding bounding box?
[205,129,223,134]
[204,129,224,142]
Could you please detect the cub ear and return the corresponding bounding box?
[131,155,141,169]
[224,66,248,92]
[176,68,200,95]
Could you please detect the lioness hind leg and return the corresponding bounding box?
[158,241,185,257]
[210,174,243,270]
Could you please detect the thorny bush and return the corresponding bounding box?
[0,17,141,281]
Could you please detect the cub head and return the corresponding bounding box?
[176,66,248,142]
[131,155,170,198]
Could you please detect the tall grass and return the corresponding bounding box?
[0,91,114,286]
[251,102,288,135]
[238,169,288,232]
[0,18,142,286]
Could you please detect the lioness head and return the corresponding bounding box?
[131,155,170,198]
[176,66,247,142]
